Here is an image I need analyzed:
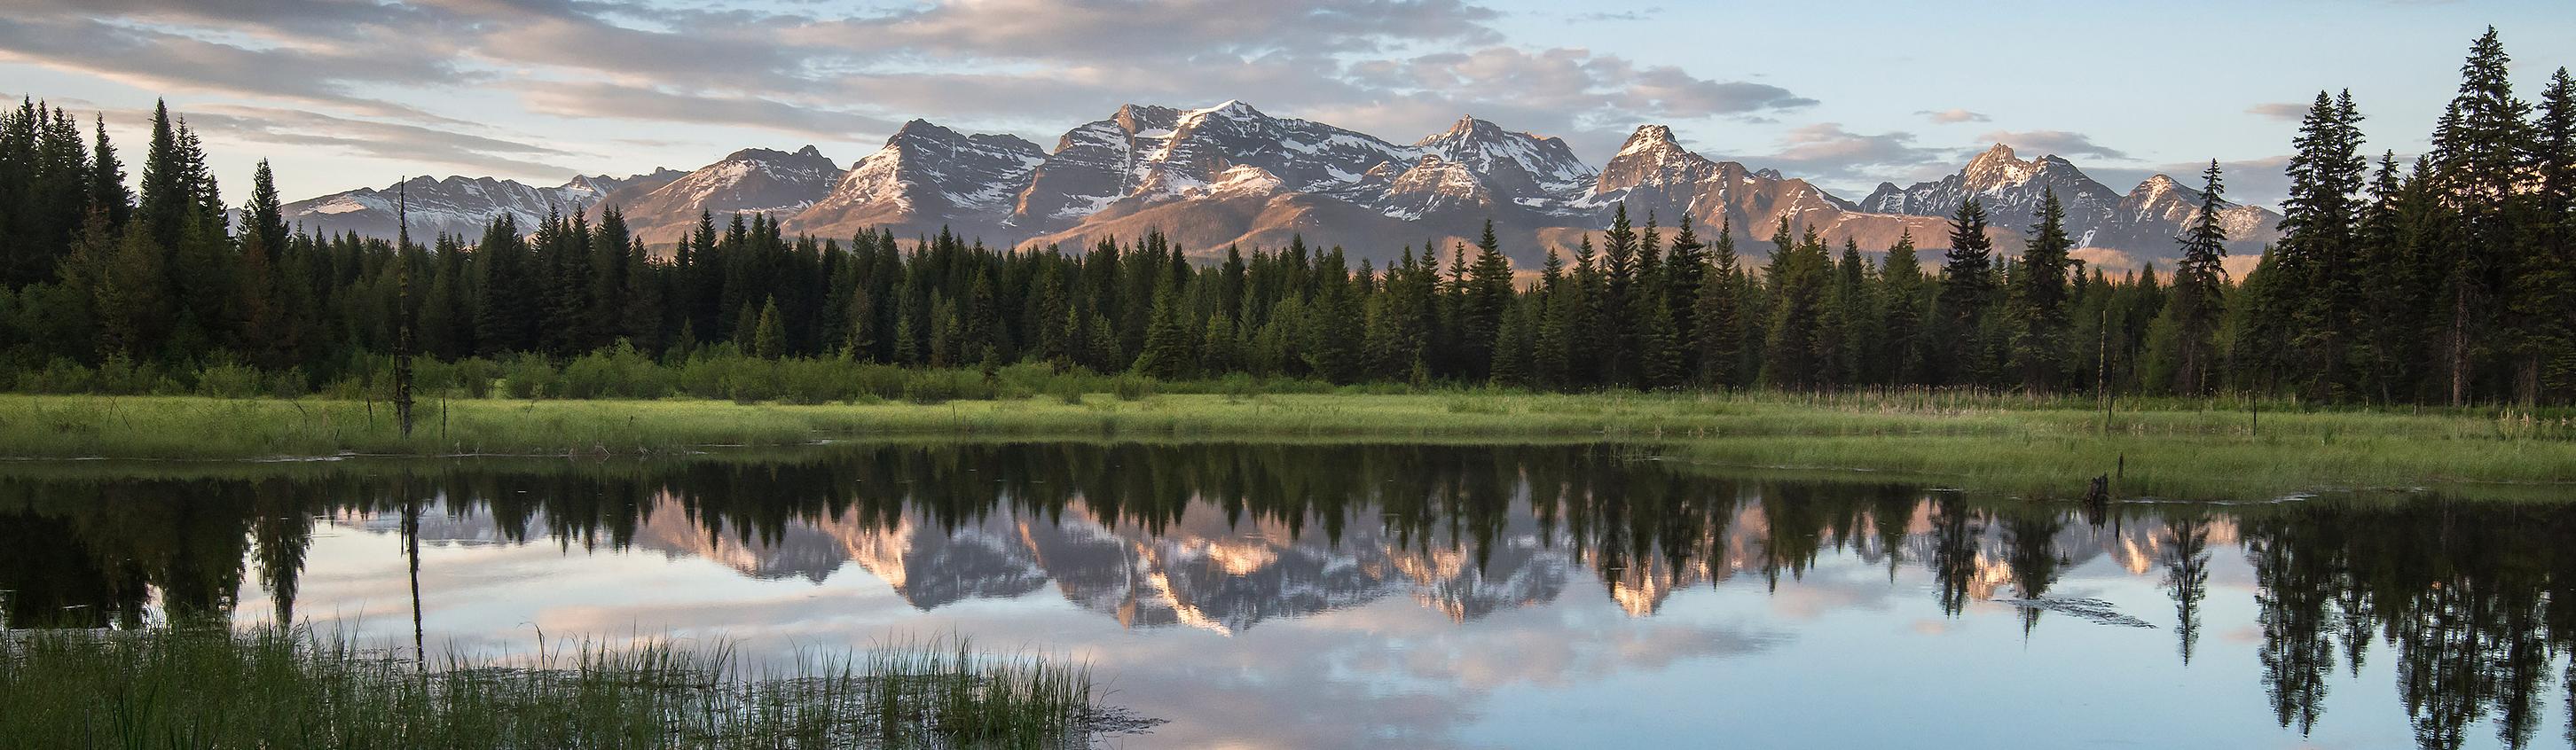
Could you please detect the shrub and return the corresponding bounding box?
[776,358,849,405]
[17,357,93,394]
[500,355,558,400]
[559,341,670,399]
[265,368,310,400]
[192,361,263,399]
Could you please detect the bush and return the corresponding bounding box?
[559,342,670,399]
[192,361,263,399]
[775,358,848,405]
[714,356,779,404]
[17,357,94,394]
[265,368,310,400]
[500,355,558,400]
[1111,375,1155,402]
[902,371,963,404]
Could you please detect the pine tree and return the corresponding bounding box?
[2429,27,2534,404]
[1761,221,1830,389]
[2156,161,2232,395]
[1879,230,1928,385]
[236,160,295,369]
[1199,310,1237,375]
[1933,199,1998,386]
[1489,294,1534,387]
[2514,66,2576,403]
[1532,249,1571,389]
[1132,279,1194,379]
[1461,220,1512,380]
[88,115,128,230]
[2007,188,2074,394]
[2268,90,2370,398]
[751,297,785,360]
[1598,205,1639,387]
[1692,222,1744,388]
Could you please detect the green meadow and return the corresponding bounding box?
[2,390,2568,499]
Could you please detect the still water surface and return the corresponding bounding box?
[3,442,2571,749]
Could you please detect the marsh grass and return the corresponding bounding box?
[0,626,1120,750]
[0,390,2569,499]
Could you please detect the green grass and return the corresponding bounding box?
[0,391,2569,499]
[0,626,1121,750]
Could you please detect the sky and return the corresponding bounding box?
[3,0,2570,208]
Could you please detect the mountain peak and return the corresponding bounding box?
[1619,125,1683,155]
[1194,99,1262,119]
[720,146,819,163]
[795,145,822,158]
[1113,104,1182,133]
[891,119,958,141]
[1969,143,2022,168]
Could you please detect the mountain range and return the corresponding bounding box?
[368,495,2227,634]
[278,101,2281,269]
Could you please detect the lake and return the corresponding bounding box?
[3,441,2569,749]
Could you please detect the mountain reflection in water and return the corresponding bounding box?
[2,442,2570,750]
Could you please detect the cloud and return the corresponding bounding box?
[517,82,898,140]
[1724,123,1960,185]
[152,105,581,177]
[1567,8,1661,22]
[0,16,469,121]
[1916,108,1989,124]
[8,0,1822,197]
[2243,102,2308,121]
[1974,129,2129,160]
[788,0,1503,62]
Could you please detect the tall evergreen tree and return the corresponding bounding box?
[2427,27,2533,404]
[1879,230,1928,385]
[2153,161,2233,395]
[2007,188,2074,394]
[1933,199,1998,386]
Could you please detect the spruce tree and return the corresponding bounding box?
[2156,161,2232,395]
[1599,205,1638,387]
[2270,90,2370,398]
[1879,230,1928,385]
[1462,220,1512,380]
[751,297,785,360]
[2428,27,2533,404]
[2007,189,2074,394]
[1132,280,1194,379]
[1933,199,1997,386]
[1692,222,1743,388]
[1761,221,1829,389]
[89,115,129,230]
[2515,66,2575,402]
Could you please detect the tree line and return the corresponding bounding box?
[0,27,2568,405]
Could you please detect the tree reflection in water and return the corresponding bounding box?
[1,441,2569,750]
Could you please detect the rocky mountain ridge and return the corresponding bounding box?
[277,103,2279,269]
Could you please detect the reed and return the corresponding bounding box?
[0,625,1121,750]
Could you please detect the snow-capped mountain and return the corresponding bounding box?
[1009,102,1617,262]
[275,100,2277,269]
[1597,124,1950,252]
[1859,144,2280,256]
[278,170,679,242]
[608,145,840,243]
[794,120,1047,241]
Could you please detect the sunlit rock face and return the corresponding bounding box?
[271,104,2269,270]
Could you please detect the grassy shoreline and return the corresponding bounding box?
[0,391,2570,498]
[0,626,1123,749]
